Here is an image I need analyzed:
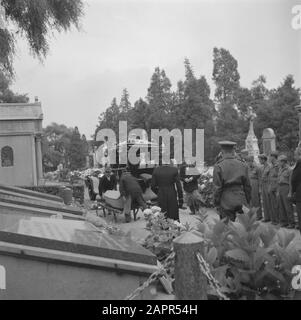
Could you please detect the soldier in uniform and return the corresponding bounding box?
[213,141,251,222]
[258,154,271,222]
[267,151,280,225]
[246,155,262,220]
[277,155,295,228]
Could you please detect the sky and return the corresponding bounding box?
[11,0,301,137]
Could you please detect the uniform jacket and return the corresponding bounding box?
[260,163,270,185]
[291,160,301,202]
[213,154,251,210]
[277,165,291,186]
[268,163,279,192]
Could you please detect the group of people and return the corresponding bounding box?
[97,161,204,223]
[213,140,301,232]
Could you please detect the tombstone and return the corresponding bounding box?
[0,213,158,299]
[245,107,260,163]
[262,128,276,156]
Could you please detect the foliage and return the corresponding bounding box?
[0,70,28,102]
[198,174,215,208]
[212,47,240,105]
[143,207,189,261]
[0,0,84,76]
[42,123,88,171]
[94,49,301,165]
[196,209,301,300]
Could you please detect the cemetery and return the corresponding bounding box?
[0,0,300,302]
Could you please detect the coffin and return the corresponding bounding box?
[103,190,123,210]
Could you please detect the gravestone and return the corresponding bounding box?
[0,215,157,265]
[262,128,276,156]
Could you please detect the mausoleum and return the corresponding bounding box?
[0,99,43,186]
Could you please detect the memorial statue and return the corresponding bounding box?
[245,106,260,163]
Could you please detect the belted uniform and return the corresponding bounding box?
[213,154,251,221]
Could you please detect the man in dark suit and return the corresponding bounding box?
[151,161,183,221]
[98,167,117,197]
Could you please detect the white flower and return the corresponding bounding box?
[151,206,161,213]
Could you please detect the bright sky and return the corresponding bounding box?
[11,0,301,137]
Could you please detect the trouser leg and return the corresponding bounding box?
[262,184,270,221]
[122,195,132,222]
[135,194,147,211]
[279,185,294,226]
[269,191,279,223]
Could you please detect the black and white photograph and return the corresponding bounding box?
[0,0,301,306]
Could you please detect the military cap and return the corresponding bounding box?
[278,154,288,162]
[270,151,279,157]
[258,154,268,160]
[218,141,237,147]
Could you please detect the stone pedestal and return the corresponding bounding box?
[173,231,207,300]
[262,128,276,156]
[245,108,260,163]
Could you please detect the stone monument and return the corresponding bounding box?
[0,99,44,186]
[262,128,276,156]
[245,106,260,163]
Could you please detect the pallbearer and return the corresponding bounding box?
[213,141,251,222]
[258,154,271,222]
[246,155,262,220]
[277,155,295,228]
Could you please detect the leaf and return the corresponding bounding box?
[265,267,287,284]
[276,229,296,248]
[226,249,251,264]
[206,247,218,265]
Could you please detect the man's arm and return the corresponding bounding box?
[243,166,252,205]
[119,176,126,197]
[213,165,223,206]
[112,175,117,190]
[175,171,184,207]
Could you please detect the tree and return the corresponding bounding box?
[119,88,131,114]
[130,98,149,131]
[212,47,240,104]
[42,123,73,170]
[96,97,120,137]
[0,0,84,77]
[256,75,300,153]
[146,67,173,129]
[67,126,86,170]
[0,70,28,102]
